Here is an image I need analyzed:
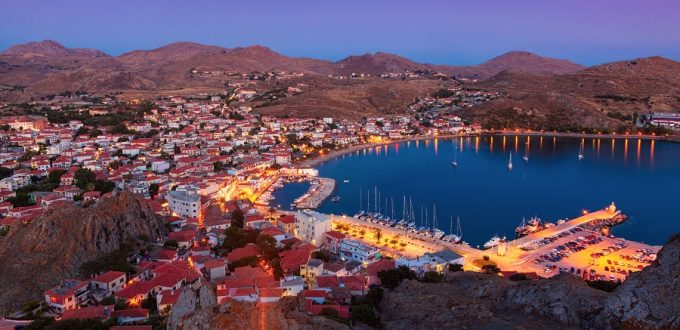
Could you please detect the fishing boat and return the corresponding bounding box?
[507,152,514,170]
[483,235,505,249]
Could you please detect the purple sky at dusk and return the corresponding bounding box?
[2,0,679,66]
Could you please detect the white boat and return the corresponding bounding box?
[330,196,341,202]
[343,179,350,183]
[507,152,514,170]
[483,235,505,249]
[522,155,529,162]
[451,217,463,244]
[452,147,458,167]
[578,140,585,160]
[432,228,446,240]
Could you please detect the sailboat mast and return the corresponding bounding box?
[359,188,362,211]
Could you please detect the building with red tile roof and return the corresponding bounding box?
[226,244,260,263]
[61,305,113,320]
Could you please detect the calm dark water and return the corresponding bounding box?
[274,136,680,247]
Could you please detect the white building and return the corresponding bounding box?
[396,250,464,275]
[166,189,201,218]
[340,239,379,263]
[294,210,333,246]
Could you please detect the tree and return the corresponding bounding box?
[421,271,444,283]
[377,266,417,289]
[149,183,160,198]
[74,168,96,190]
[509,273,529,281]
[448,263,464,272]
[373,228,382,242]
[231,208,245,228]
[213,161,223,172]
[321,307,340,318]
[0,167,12,179]
[351,303,379,326]
[7,192,33,207]
[481,264,501,275]
[47,169,67,185]
[311,250,331,262]
[366,286,383,306]
[164,240,179,249]
[256,234,279,261]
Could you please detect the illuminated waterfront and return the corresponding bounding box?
[272,136,680,246]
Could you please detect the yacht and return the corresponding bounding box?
[507,152,513,170]
[343,179,350,183]
[578,140,585,160]
[432,228,446,240]
[483,235,505,249]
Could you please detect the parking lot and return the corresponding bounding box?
[520,228,659,282]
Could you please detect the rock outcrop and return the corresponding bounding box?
[380,233,680,329]
[168,285,349,330]
[0,192,166,313]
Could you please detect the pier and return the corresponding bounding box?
[294,177,336,209]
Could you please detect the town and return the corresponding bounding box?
[0,85,669,329]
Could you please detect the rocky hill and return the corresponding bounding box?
[462,57,680,130]
[0,40,583,102]
[168,285,349,330]
[381,233,680,329]
[0,192,166,314]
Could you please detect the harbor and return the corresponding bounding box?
[293,177,336,209]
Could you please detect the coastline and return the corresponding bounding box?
[295,131,675,168]
[295,134,468,168]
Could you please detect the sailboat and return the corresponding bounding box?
[507,152,514,170]
[451,146,458,167]
[578,140,585,160]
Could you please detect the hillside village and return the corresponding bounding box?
[0,89,487,329]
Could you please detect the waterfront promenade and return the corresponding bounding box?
[329,205,660,280]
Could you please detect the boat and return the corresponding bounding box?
[432,228,446,240]
[484,235,505,249]
[578,140,585,160]
[522,155,529,162]
[330,196,341,202]
[343,179,350,183]
[451,216,463,244]
[507,152,514,170]
[451,160,458,167]
[451,146,458,167]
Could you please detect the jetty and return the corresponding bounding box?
[294,177,336,209]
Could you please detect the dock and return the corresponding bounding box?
[294,177,336,209]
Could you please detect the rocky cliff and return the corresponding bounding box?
[0,192,166,314]
[381,233,680,329]
[168,286,349,330]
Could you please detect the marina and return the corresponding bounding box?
[329,203,661,281]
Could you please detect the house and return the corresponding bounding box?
[323,231,345,254]
[203,259,227,280]
[61,305,113,320]
[44,279,90,313]
[91,271,127,294]
[111,308,149,325]
[226,244,260,264]
[366,259,395,286]
[280,276,305,297]
[339,239,379,263]
[258,288,284,303]
[294,210,333,245]
[277,214,296,234]
[157,290,181,314]
[167,230,196,249]
[115,281,156,307]
[396,250,464,275]
[166,189,201,218]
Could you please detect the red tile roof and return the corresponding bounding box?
[61,305,114,320]
[366,259,395,276]
[226,244,260,263]
[92,271,126,284]
[258,288,284,298]
[110,308,149,319]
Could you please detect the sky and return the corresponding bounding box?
[1,0,679,66]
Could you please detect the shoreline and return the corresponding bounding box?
[295,131,674,168]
